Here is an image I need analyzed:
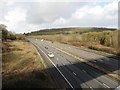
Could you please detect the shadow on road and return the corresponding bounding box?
[2,52,120,89]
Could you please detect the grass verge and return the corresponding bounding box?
[28,30,120,55]
[2,40,52,88]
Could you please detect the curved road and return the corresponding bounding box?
[29,39,119,89]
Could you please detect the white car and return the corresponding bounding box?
[41,39,44,41]
[115,85,120,90]
[48,52,54,58]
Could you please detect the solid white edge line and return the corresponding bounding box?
[82,70,86,73]
[56,58,59,61]
[102,83,110,88]
[73,72,77,76]
[90,86,94,90]
[32,42,75,90]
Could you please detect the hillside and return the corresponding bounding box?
[26,27,116,35]
[27,27,119,55]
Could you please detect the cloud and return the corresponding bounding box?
[3,8,27,33]
[24,2,82,24]
[52,1,118,28]
[0,1,118,33]
[5,8,26,23]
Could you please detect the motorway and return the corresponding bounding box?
[43,40,119,75]
[29,39,119,89]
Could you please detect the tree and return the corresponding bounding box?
[0,24,8,40]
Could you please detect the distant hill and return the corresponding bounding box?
[26,27,117,36]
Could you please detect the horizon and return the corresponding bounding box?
[0,0,118,34]
[5,26,119,34]
[29,26,117,33]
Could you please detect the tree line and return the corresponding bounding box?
[0,24,25,41]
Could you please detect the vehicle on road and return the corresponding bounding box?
[115,85,120,90]
[41,39,44,41]
[45,47,48,49]
[48,52,54,58]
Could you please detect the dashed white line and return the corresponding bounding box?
[82,70,86,73]
[90,86,94,90]
[56,58,59,61]
[73,72,77,76]
[102,83,110,88]
[33,43,75,90]
[63,63,66,66]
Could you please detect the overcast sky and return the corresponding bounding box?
[0,0,118,33]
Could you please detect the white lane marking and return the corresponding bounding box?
[82,70,86,73]
[56,58,59,61]
[63,63,65,66]
[33,43,75,90]
[90,86,94,90]
[70,62,73,64]
[73,72,77,76]
[91,60,96,62]
[102,83,110,88]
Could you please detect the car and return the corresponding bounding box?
[48,52,54,58]
[45,47,48,49]
[41,39,44,41]
[115,85,120,90]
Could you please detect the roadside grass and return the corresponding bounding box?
[28,30,120,55]
[2,40,52,88]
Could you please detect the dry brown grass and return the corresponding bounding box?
[28,30,119,55]
[2,40,52,88]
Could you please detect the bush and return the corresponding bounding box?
[7,33,16,40]
[16,34,26,40]
[2,29,8,40]
[88,46,98,50]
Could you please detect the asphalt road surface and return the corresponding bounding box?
[29,39,119,89]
